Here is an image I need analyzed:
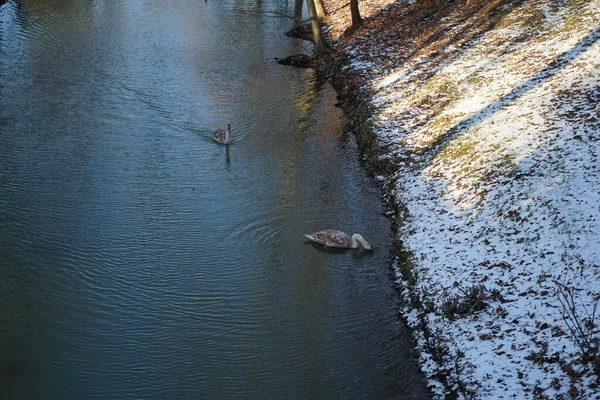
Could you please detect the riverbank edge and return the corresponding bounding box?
[318,39,441,393]
[300,8,504,399]
[318,45,506,397]
[280,20,438,389]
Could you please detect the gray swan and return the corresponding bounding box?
[213,123,231,144]
[304,229,373,250]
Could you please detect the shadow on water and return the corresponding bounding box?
[225,144,231,164]
[304,241,377,257]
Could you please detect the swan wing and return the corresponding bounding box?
[306,230,351,248]
[213,127,232,144]
[213,128,224,140]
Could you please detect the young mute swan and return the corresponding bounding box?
[304,229,373,250]
[213,123,231,144]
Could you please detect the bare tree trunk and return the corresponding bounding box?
[306,0,331,55]
[314,0,327,18]
[350,0,363,30]
[294,0,303,24]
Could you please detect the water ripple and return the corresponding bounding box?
[0,1,430,399]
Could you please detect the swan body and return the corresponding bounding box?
[304,229,372,250]
[213,123,231,144]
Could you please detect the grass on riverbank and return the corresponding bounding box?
[322,0,600,398]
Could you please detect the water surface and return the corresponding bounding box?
[0,1,430,398]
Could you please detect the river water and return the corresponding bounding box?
[0,1,430,398]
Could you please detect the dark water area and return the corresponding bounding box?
[0,0,430,398]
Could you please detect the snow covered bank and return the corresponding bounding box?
[325,0,600,397]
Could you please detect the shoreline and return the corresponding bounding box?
[291,0,600,398]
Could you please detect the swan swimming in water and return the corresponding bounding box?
[304,229,373,250]
[213,124,231,144]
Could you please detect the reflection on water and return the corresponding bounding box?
[0,0,430,399]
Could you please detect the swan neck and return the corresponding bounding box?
[351,234,370,249]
